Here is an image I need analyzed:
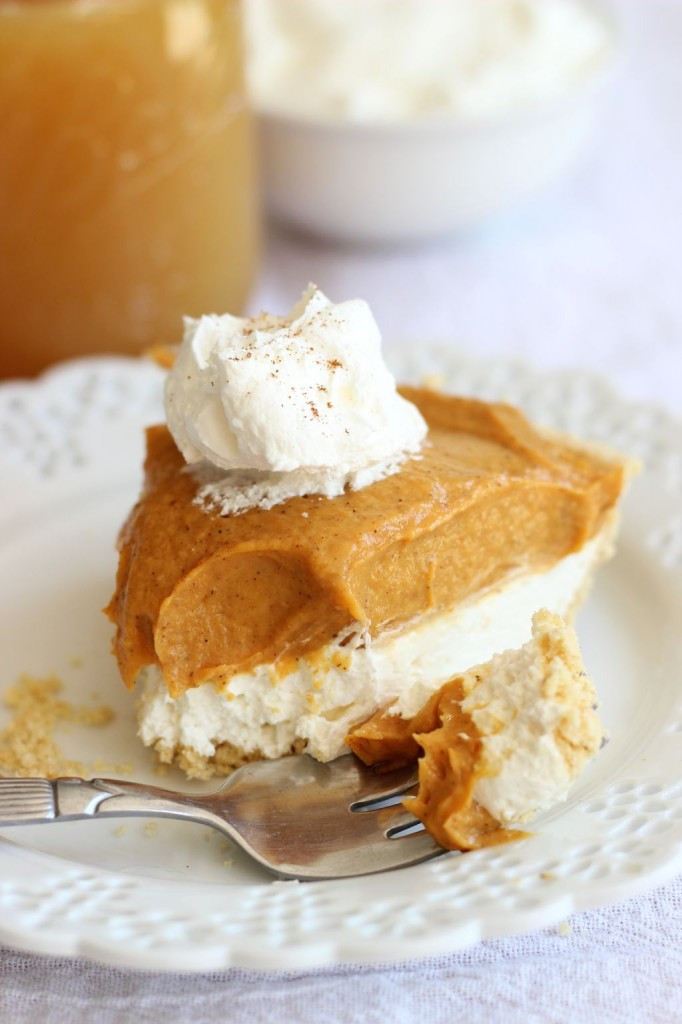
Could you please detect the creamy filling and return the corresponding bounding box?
[463,613,602,824]
[137,525,610,766]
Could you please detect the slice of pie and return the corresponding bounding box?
[348,609,602,851]
[106,386,631,780]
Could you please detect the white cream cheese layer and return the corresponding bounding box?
[137,523,611,769]
[164,285,427,514]
[464,610,603,824]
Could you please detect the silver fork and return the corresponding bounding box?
[0,754,446,879]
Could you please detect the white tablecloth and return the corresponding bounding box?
[0,879,680,1024]
[2,1,680,1020]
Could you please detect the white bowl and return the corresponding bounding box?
[256,11,621,244]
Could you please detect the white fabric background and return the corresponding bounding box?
[0,881,680,1023]
[1,0,680,1020]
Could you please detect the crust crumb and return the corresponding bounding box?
[0,673,115,779]
[153,737,306,780]
[419,372,446,392]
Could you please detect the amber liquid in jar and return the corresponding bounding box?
[0,0,259,378]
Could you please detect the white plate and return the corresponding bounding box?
[0,352,680,973]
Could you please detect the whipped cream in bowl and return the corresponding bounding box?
[244,0,620,242]
[247,0,614,124]
[165,285,427,514]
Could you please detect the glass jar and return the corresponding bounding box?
[0,0,259,379]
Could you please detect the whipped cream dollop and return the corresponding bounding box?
[246,0,612,123]
[165,286,427,514]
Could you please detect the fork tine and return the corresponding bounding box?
[217,754,447,879]
[315,805,445,877]
[350,781,418,812]
[384,809,424,837]
[270,824,445,880]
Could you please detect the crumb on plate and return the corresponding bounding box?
[0,673,114,779]
[420,372,445,392]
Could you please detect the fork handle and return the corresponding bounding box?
[0,776,212,828]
